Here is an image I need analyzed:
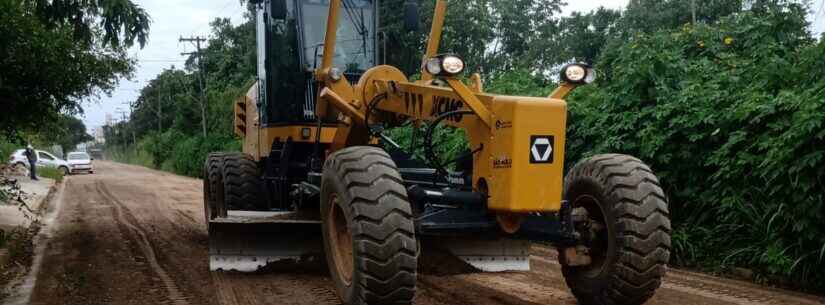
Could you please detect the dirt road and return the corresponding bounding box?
[24,161,825,305]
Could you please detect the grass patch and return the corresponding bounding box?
[0,138,20,164]
[107,146,153,168]
[36,166,64,182]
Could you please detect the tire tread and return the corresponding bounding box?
[323,146,417,305]
[561,154,671,305]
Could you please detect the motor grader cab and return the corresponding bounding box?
[206,1,672,305]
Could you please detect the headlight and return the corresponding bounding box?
[560,63,596,84]
[424,58,442,75]
[441,56,464,74]
[423,54,465,77]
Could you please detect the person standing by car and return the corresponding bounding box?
[24,144,38,180]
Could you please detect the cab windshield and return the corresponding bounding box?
[300,0,375,73]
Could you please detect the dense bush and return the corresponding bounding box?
[171,136,240,178]
[566,4,825,289]
[0,136,20,163]
[142,130,185,168]
[106,145,154,168]
[111,134,239,178]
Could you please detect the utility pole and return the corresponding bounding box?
[180,35,208,137]
[156,87,163,132]
[116,109,128,147]
[691,0,697,25]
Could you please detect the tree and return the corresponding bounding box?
[0,0,150,138]
[620,0,743,33]
[377,0,564,77]
[30,0,149,48]
[46,115,94,154]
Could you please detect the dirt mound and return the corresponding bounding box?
[0,165,27,177]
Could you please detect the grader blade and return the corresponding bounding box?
[435,238,531,272]
[208,211,323,272]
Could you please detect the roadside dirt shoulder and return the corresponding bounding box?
[0,174,59,303]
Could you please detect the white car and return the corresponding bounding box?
[66,152,94,174]
[8,149,72,175]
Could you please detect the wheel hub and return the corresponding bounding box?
[327,195,354,285]
[571,195,610,276]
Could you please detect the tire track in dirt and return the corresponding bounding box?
[210,271,344,305]
[529,248,825,305]
[665,269,825,305]
[95,180,192,305]
[210,272,252,305]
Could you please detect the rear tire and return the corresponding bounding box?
[221,153,267,211]
[203,153,228,229]
[560,154,671,305]
[320,146,417,305]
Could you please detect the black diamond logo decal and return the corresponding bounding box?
[530,135,554,164]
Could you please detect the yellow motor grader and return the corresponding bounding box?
[203,0,671,304]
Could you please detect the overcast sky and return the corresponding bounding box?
[79,0,825,132]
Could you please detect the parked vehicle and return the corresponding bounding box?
[8,149,71,175]
[66,152,94,174]
[89,148,103,160]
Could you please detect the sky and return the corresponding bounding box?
[80,0,247,131]
[80,0,825,132]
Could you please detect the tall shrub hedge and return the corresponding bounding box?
[566,4,825,288]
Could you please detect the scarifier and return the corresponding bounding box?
[204,1,672,304]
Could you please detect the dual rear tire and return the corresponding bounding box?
[203,147,419,305]
[203,152,266,228]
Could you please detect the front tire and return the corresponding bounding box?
[60,166,70,176]
[560,154,671,305]
[320,146,417,305]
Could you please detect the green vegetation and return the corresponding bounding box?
[0,0,148,156]
[104,16,250,177]
[35,166,64,182]
[0,137,20,165]
[565,2,825,288]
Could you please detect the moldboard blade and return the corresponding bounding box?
[433,237,531,272]
[208,211,323,272]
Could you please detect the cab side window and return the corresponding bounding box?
[38,152,54,160]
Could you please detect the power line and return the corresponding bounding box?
[138,59,188,63]
[186,0,242,38]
